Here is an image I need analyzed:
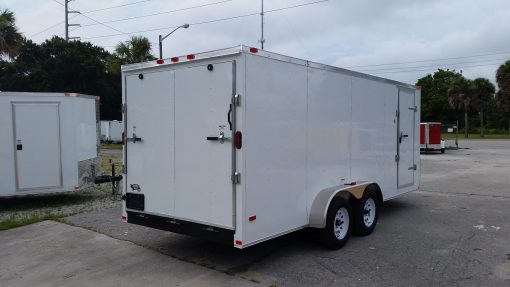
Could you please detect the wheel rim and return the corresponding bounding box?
[363,198,376,227]
[333,207,349,240]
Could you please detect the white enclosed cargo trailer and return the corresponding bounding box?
[100,120,123,143]
[121,46,420,249]
[0,92,100,197]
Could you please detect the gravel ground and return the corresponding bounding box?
[0,148,122,225]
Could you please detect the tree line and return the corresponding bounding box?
[0,9,155,120]
[418,65,510,137]
[1,8,510,134]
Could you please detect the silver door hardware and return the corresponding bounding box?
[399,131,409,143]
[206,131,230,144]
[233,94,241,106]
[231,172,241,184]
[408,106,418,111]
[130,184,141,192]
[126,133,143,143]
[408,164,417,170]
[395,154,400,162]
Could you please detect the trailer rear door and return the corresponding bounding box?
[397,89,416,188]
[13,102,62,191]
[125,61,235,229]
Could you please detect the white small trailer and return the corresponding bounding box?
[121,46,420,249]
[100,120,123,143]
[0,92,100,197]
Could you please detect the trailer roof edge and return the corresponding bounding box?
[121,45,417,90]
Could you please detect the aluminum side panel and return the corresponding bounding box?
[244,54,308,244]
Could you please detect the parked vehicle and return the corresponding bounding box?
[420,122,445,153]
[121,46,420,249]
[0,92,100,197]
[100,120,123,143]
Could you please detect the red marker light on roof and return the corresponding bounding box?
[249,47,258,53]
[156,59,164,64]
[186,54,195,60]
[235,240,242,245]
[171,57,179,62]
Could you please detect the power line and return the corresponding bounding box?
[52,0,127,36]
[80,0,233,28]
[81,0,329,40]
[30,0,151,38]
[81,0,151,14]
[345,51,510,68]
[370,62,503,75]
[356,57,510,73]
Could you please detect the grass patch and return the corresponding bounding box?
[442,133,510,140]
[0,213,62,231]
[101,155,122,174]
[101,143,123,150]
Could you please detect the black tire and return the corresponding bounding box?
[353,189,379,236]
[320,197,352,250]
[441,148,445,154]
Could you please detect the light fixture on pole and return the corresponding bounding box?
[159,24,190,59]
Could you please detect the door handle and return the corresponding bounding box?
[399,132,408,143]
[206,131,230,144]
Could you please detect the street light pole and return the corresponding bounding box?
[158,24,190,59]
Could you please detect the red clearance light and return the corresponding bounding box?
[344,181,357,186]
[171,57,179,62]
[249,215,256,222]
[249,47,258,53]
[156,59,164,64]
[234,131,242,149]
[235,240,242,245]
[186,54,195,60]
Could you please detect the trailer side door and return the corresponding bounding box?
[397,89,417,188]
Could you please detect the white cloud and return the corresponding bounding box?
[3,0,510,85]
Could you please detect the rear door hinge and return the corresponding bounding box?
[122,104,127,114]
[231,172,240,184]
[233,94,241,107]
[396,110,400,117]
[395,154,400,162]
[408,106,417,112]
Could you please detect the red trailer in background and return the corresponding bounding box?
[420,122,445,153]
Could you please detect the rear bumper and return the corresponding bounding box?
[126,211,234,244]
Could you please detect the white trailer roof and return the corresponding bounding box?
[0,92,96,100]
[121,45,417,90]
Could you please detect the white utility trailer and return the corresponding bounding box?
[100,120,123,143]
[0,92,100,197]
[121,46,420,249]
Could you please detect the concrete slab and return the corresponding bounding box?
[0,221,258,287]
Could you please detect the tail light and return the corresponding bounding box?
[234,131,242,149]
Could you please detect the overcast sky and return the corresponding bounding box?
[3,0,510,85]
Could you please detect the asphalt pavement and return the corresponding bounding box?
[1,140,509,286]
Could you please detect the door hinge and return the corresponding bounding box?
[122,104,127,114]
[121,165,126,174]
[408,106,417,112]
[396,110,400,117]
[233,94,241,107]
[231,172,241,184]
[408,164,417,170]
[395,154,400,162]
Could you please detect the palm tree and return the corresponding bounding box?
[114,36,155,64]
[496,61,510,92]
[448,77,471,138]
[0,9,23,59]
[495,91,510,134]
[470,78,495,137]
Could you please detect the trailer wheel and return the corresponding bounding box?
[441,148,445,154]
[353,189,379,236]
[320,197,352,249]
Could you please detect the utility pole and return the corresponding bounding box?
[260,0,265,50]
[65,0,80,41]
